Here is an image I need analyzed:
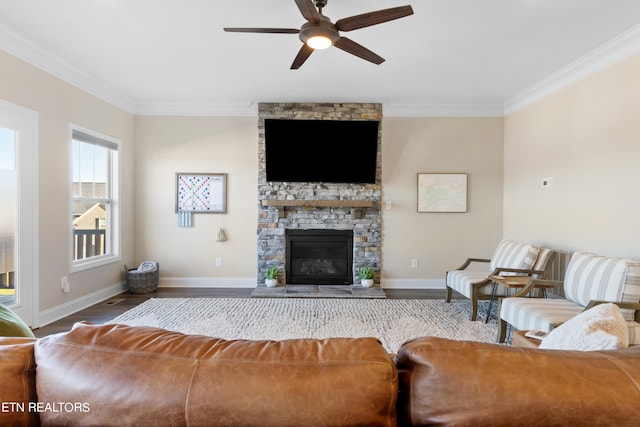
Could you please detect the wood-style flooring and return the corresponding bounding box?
[33,287,446,338]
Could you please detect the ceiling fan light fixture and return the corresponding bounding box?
[299,20,339,50]
[306,35,332,49]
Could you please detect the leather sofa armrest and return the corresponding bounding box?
[0,337,39,427]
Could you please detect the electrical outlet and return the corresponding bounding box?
[61,276,70,293]
[411,259,418,268]
[215,258,222,267]
[541,177,553,188]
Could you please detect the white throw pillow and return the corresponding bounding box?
[539,303,629,351]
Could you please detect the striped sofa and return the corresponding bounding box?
[445,239,555,321]
[499,252,640,343]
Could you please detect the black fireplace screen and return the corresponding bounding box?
[286,230,353,285]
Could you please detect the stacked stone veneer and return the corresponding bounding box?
[257,102,382,285]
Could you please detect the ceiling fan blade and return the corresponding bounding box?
[335,5,414,32]
[333,37,384,65]
[295,0,322,23]
[291,44,315,69]
[224,27,300,34]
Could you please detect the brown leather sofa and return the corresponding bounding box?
[396,337,640,427]
[2,323,640,427]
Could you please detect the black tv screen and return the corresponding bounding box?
[264,119,379,184]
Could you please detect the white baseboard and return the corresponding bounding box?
[37,281,127,328]
[381,279,445,289]
[159,277,258,288]
[160,277,445,290]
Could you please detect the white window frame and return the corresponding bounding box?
[69,124,121,272]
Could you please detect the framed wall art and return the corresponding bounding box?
[176,173,227,214]
[417,173,467,213]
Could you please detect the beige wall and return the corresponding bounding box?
[503,52,640,259]
[133,116,258,284]
[381,117,505,285]
[133,115,505,287]
[0,50,135,320]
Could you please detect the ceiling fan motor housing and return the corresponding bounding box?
[299,19,340,46]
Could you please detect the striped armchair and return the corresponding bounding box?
[445,240,555,321]
[499,252,640,343]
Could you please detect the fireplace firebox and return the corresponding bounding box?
[286,230,353,285]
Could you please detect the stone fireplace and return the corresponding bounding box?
[257,102,382,286]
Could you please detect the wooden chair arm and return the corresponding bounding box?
[468,269,547,291]
[491,267,545,277]
[508,278,537,298]
[491,277,562,298]
[584,300,640,310]
[484,269,546,297]
[585,300,640,322]
[455,258,491,271]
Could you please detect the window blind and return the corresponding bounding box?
[72,129,118,151]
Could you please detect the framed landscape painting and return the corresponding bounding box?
[417,173,467,213]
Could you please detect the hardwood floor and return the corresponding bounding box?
[33,287,446,338]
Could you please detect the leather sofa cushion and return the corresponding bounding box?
[35,323,397,427]
[0,337,39,427]
[396,336,640,427]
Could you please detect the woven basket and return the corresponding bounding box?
[126,263,159,294]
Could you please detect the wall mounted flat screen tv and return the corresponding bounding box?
[264,119,379,184]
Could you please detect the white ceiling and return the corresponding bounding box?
[0,0,639,116]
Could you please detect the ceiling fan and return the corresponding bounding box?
[224,0,414,69]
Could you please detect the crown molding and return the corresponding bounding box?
[136,103,505,118]
[382,103,504,117]
[503,24,640,115]
[0,25,136,113]
[134,102,259,117]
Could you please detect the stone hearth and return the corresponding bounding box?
[251,285,386,299]
[257,102,382,286]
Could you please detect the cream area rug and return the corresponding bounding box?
[108,298,499,353]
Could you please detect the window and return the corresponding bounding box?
[0,100,38,325]
[0,127,17,305]
[70,125,120,271]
